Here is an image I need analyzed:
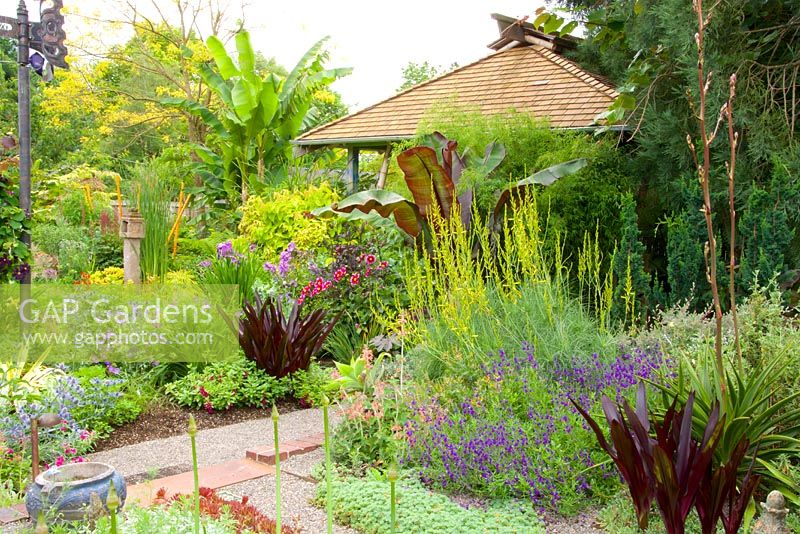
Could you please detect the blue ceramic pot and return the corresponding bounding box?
[25,462,126,522]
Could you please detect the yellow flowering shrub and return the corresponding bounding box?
[236,183,340,255]
[88,267,124,284]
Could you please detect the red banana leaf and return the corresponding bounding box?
[397,145,455,220]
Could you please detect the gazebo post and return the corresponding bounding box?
[347,147,359,192]
[376,146,391,189]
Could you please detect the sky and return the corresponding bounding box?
[243,1,539,109]
[1,0,540,111]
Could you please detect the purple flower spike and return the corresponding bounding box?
[277,243,296,277]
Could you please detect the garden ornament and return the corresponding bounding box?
[752,490,790,534]
[120,210,145,283]
[25,462,126,523]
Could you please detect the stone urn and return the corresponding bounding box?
[25,462,126,523]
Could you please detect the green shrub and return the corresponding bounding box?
[70,365,147,438]
[288,363,329,407]
[415,104,634,263]
[33,223,87,257]
[170,236,217,272]
[166,358,292,411]
[163,269,197,285]
[34,225,121,276]
[612,192,652,326]
[57,189,114,228]
[314,475,545,534]
[409,281,614,382]
[236,182,340,256]
[148,143,200,192]
[165,358,328,410]
[92,231,123,270]
[58,239,94,279]
[739,182,795,291]
[665,207,714,307]
[33,165,121,217]
[640,283,800,500]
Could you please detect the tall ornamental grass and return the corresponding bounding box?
[132,167,172,281]
[405,196,615,381]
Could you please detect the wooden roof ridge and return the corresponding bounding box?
[532,46,618,99]
[296,41,621,145]
[296,48,521,143]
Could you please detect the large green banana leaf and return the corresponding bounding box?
[493,158,588,222]
[206,35,239,79]
[161,30,349,205]
[161,97,228,139]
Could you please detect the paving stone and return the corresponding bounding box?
[0,504,27,524]
[125,458,274,506]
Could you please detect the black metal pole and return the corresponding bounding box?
[17,0,31,285]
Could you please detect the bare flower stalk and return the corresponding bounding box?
[725,75,743,369]
[688,0,732,397]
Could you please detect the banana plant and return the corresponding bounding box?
[312,132,503,238]
[163,31,351,204]
[312,131,587,239]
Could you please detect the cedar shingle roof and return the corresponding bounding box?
[296,44,618,147]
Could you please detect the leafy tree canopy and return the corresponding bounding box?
[543,0,800,304]
[397,61,458,92]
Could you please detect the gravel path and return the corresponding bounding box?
[7,410,605,533]
[541,510,604,533]
[89,408,338,478]
[5,411,349,534]
[220,449,357,534]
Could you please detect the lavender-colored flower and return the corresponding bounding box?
[104,362,120,376]
[276,242,296,277]
[263,262,277,274]
[404,343,669,510]
[198,259,212,268]
[42,268,58,280]
[216,240,234,259]
[248,243,258,253]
